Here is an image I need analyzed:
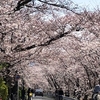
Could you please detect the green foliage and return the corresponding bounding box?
[0,77,8,100]
[0,62,10,70]
[0,62,10,100]
[0,65,3,70]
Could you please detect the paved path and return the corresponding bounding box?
[32,96,54,100]
[31,96,76,100]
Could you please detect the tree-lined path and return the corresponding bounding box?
[0,0,100,100]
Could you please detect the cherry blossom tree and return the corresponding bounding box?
[0,1,100,98]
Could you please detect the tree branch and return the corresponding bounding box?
[13,26,75,52]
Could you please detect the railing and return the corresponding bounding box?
[44,91,78,100]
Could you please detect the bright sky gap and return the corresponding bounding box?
[72,0,100,10]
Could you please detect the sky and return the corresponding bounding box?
[72,0,100,10]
